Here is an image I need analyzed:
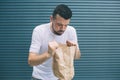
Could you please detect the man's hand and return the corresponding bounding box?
[66,40,81,59]
[48,41,59,56]
[66,40,76,47]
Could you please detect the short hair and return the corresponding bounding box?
[52,4,72,19]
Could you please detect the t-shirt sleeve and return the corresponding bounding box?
[29,29,41,54]
[69,27,79,49]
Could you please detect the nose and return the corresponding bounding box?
[60,25,67,30]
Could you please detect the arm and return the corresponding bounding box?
[28,52,51,66]
[28,29,51,66]
[74,49,81,59]
[66,40,81,59]
[28,40,58,66]
[69,27,81,59]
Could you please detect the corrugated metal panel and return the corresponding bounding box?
[0,0,120,80]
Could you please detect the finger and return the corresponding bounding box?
[66,40,76,46]
[66,40,71,46]
[73,43,76,46]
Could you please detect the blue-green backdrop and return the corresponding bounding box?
[0,0,120,80]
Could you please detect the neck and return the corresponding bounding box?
[50,22,54,33]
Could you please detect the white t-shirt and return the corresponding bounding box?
[29,23,79,80]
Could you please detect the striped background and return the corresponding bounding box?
[0,0,120,80]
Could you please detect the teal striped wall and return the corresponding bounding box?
[0,0,120,80]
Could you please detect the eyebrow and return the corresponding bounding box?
[57,22,69,26]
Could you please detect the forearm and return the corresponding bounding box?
[28,52,51,66]
[74,49,81,59]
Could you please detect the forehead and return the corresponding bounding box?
[55,14,70,25]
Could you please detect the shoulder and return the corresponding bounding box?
[31,23,50,38]
[34,23,50,32]
[66,25,76,33]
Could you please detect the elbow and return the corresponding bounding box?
[28,55,42,66]
[28,52,39,66]
[28,58,39,66]
[28,58,34,66]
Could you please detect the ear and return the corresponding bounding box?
[50,15,53,22]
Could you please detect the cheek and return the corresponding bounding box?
[54,25,60,31]
[63,26,67,30]
[52,24,58,32]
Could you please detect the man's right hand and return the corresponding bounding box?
[48,41,59,56]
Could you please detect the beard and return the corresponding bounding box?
[51,25,65,35]
[53,29,65,35]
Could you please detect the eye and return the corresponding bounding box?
[57,23,63,27]
[65,25,67,27]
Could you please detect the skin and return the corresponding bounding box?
[28,14,80,66]
[50,14,70,35]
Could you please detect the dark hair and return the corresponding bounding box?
[52,4,72,19]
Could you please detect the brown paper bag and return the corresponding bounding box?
[52,44,77,80]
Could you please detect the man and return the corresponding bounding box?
[28,4,81,80]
